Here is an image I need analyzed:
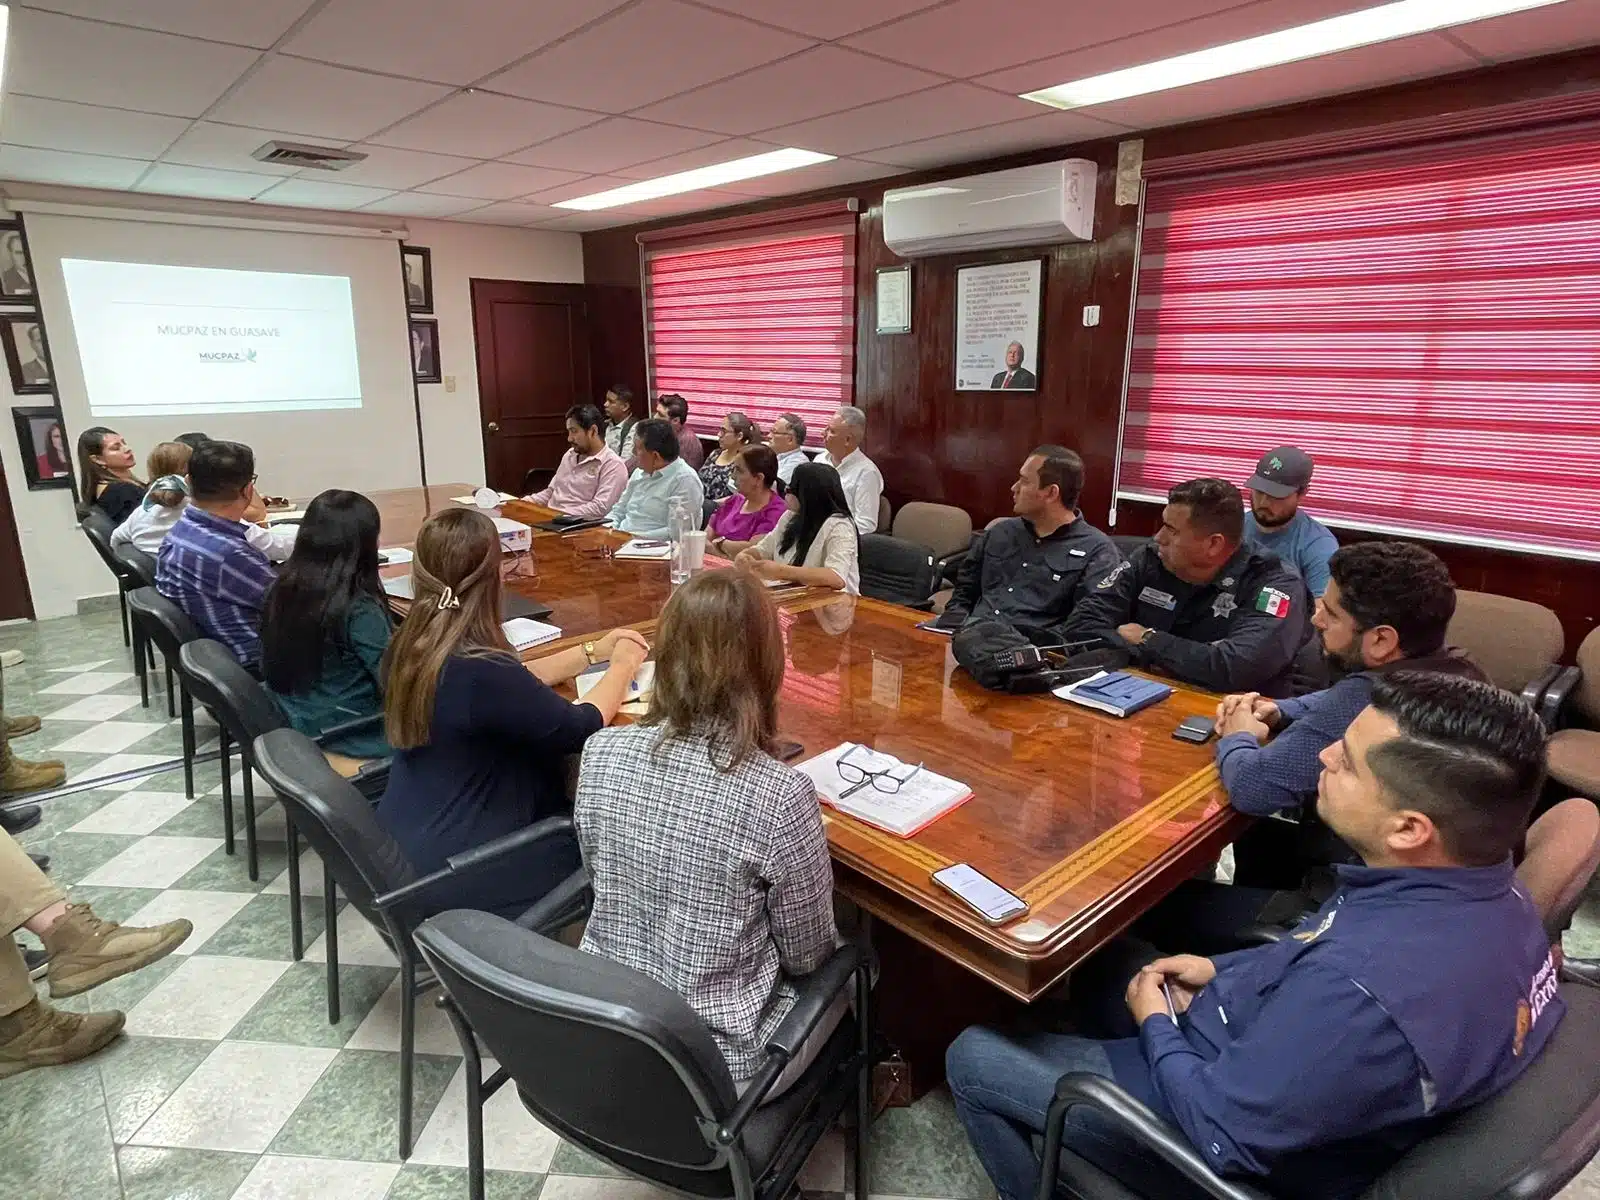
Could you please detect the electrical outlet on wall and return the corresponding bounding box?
[1082,305,1101,327]
[444,376,457,393]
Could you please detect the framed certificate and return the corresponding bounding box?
[875,264,911,334]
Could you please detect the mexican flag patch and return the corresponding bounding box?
[1255,587,1292,618]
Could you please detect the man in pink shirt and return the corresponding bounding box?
[528,404,629,518]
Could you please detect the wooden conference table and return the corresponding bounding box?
[368,485,1249,1006]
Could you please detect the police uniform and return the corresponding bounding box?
[1060,543,1309,697]
[938,515,1121,642]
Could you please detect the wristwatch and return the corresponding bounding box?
[582,640,598,665]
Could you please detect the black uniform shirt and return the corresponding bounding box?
[939,514,1122,642]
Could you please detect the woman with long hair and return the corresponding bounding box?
[260,490,393,760]
[706,444,786,558]
[75,426,144,524]
[109,441,192,553]
[376,507,648,916]
[38,422,69,478]
[735,461,860,593]
[575,569,840,1096]
[698,410,760,502]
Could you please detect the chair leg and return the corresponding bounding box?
[444,999,488,1200]
[181,686,197,802]
[241,759,259,882]
[287,820,303,961]
[855,966,872,1200]
[325,862,340,1026]
[398,952,417,1160]
[218,728,235,856]
[133,627,150,708]
[118,584,130,647]
[165,661,176,719]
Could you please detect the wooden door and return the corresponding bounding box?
[0,455,34,621]
[470,280,592,495]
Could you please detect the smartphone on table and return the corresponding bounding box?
[932,863,1029,925]
[1173,715,1216,744]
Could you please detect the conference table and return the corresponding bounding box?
[367,484,1249,997]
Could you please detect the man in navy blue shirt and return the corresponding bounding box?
[948,671,1561,1200]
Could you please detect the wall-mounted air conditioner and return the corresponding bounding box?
[881,159,1097,258]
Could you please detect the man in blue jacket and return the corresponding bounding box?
[947,671,1561,1200]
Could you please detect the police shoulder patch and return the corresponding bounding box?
[1096,561,1129,590]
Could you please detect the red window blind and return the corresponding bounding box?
[1119,122,1600,561]
[644,220,856,440]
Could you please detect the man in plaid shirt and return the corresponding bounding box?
[156,441,277,669]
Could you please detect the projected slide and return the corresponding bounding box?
[60,259,363,417]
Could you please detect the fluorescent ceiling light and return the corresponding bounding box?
[553,148,835,211]
[1021,0,1569,110]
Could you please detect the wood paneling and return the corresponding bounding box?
[0,453,34,621]
[581,47,1600,656]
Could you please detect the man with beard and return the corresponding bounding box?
[1242,446,1338,596]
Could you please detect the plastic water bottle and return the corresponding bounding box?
[668,496,692,585]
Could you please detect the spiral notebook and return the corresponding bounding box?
[796,742,973,838]
[502,618,562,652]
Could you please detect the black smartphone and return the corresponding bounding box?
[773,738,805,763]
[1173,715,1216,744]
[932,863,1029,925]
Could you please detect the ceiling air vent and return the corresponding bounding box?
[251,141,368,171]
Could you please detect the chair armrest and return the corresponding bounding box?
[714,943,869,1144]
[1037,1074,1270,1200]
[1540,666,1582,731]
[313,712,386,745]
[1234,923,1287,947]
[937,549,968,586]
[373,816,576,911]
[514,867,594,935]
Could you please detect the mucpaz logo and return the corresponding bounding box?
[197,349,259,363]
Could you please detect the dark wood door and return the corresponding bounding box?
[470,279,592,495]
[0,455,34,621]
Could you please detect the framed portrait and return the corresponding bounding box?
[401,244,433,312]
[1,314,52,394]
[12,406,72,489]
[409,318,441,384]
[954,259,1044,392]
[0,222,34,301]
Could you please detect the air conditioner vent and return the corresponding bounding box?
[251,141,368,171]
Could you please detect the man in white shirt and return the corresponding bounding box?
[602,384,638,467]
[606,418,705,540]
[528,403,629,519]
[822,405,884,535]
[770,412,810,485]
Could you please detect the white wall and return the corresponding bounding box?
[0,193,583,620]
[402,218,584,488]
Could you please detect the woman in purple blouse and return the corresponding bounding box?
[706,445,787,558]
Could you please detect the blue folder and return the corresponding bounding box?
[1060,671,1173,718]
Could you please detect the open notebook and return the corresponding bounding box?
[575,660,655,716]
[502,618,562,652]
[796,742,972,838]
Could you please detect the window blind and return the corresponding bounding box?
[643,220,856,440]
[1119,121,1600,561]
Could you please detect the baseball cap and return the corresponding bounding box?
[1245,446,1314,499]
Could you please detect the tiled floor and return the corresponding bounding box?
[3,608,1600,1200]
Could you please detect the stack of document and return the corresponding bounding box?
[503,618,562,652]
[575,660,656,715]
[381,574,414,600]
[614,539,673,560]
[797,742,973,838]
[1053,670,1172,717]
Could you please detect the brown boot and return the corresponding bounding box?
[4,714,41,739]
[42,905,193,999]
[0,997,125,1078]
[0,753,64,797]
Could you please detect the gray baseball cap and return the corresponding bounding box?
[1245,446,1314,499]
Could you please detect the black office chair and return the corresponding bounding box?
[859,534,938,609]
[126,589,204,791]
[1111,534,1149,561]
[1035,979,1600,1200]
[80,509,134,647]
[115,549,163,707]
[413,904,874,1200]
[251,726,586,1159]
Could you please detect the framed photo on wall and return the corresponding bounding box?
[12,405,72,489]
[401,244,433,312]
[0,222,34,301]
[954,259,1043,391]
[1,314,52,394]
[875,264,911,334]
[410,318,441,384]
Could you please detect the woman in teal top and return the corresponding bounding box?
[260,490,393,760]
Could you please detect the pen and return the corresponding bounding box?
[1161,979,1178,1022]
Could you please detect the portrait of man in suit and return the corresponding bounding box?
[19,323,49,385]
[990,341,1037,390]
[402,246,432,312]
[0,230,33,298]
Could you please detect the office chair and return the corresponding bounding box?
[414,903,874,1200]
[1110,534,1150,561]
[80,509,134,647]
[1446,590,1565,712]
[859,534,938,609]
[892,502,973,580]
[1544,629,1600,803]
[126,589,203,790]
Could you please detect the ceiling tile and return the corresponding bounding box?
[451,200,557,225]
[23,0,317,48]
[358,192,492,218]
[691,0,948,40]
[8,8,261,117]
[610,138,784,179]
[371,91,601,159]
[633,45,943,134]
[160,122,314,176]
[0,145,150,189]
[507,118,725,175]
[765,83,1043,156]
[1084,32,1478,130]
[416,161,588,200]
[717,156,890,196]
[280,0,632,85]
[321,144,481,189]
[0,96,191,160]
[136,163,284,201]
[978,0,1385,95]
[525,175,631,204]
[843,0,1251,79]
[862,110,1128,169]
[481,0,814,114]
[528,210,636,232]
[207,56,452,141]
[253,177,399,209]
[1447,0,1600,62]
